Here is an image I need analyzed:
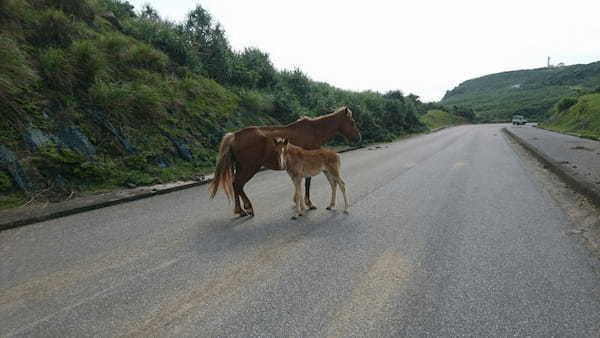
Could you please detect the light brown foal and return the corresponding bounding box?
[274,138,349,219]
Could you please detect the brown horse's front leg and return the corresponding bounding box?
[304,177,317,210]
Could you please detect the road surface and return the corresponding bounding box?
[2,124,600,337]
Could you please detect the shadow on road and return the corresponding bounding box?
[192,210,355,257]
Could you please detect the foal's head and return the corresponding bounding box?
[272,137,289,170]
[337,106,362,144]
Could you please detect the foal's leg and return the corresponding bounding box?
[304,177,317,210]
[328,165,349,213]
[335,176,349,213]
[323,171,337,210]
[292,176,304,219]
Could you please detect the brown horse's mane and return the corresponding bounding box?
[259,106,348,129]
[294,106,348,123]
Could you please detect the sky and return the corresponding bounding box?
[127,0,600,102]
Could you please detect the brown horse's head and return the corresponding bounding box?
[337,106,362,143]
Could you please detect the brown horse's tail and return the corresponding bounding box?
[209,132,235,201]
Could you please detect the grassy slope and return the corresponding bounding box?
[0,0,278,207]
[0,0,427,209]
[419,110,467,130]
[541,93,600,140]
[441,62,600,121]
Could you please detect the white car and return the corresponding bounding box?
[512,115,528,125]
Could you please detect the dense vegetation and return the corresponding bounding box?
[442,62,600,121]
[541,90,600,140]
[419,110,468,130]
[0,0,430,208]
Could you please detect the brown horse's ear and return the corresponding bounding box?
[345,107,352,118]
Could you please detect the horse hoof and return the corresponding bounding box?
[343,210,349,214]
[326,206,332,210]
[291,215,298,220]
[239,211,248,217]
[308,205,317,210]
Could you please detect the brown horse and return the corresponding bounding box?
[273,138,348,219]
[209,106,360,216]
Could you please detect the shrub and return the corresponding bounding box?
[556,97,578,112]
[38,48,76,93]
[123,154,148,170]
[89,79,167,122]
[238,90,274,114]
[70,40,107,89]
[0,170,13,191]
[0,193,26,209]
[27,9,78,48]
[33,145,120,185]
[34,0,95,20]
[73,161,116,183]
[0,33,39,112]
[123,17,200,69]
[94,0,135,19]
[124,43,169,72]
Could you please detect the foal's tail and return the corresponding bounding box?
[209,132,235,201]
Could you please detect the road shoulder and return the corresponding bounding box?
[503,126,600,207]
[503,127,600,257]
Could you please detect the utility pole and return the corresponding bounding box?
[547,56,551,68]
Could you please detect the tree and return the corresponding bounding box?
[240,47,276,89]
[183,6,233,83]
[97,0,135,19]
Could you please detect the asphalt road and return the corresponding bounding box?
[2,124,600,337]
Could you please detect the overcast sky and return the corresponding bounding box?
[127,0,600,102]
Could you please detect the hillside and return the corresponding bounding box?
[441,62,600,121]
[0,0,426,208]
[419,110,467,130]
[541,93,600,140]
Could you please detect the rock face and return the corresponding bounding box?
[164,133,193,161]
[56,126,96,159]
[150,155,170,168]
[0,145,31,192]
[23,127,57,150]
[90,110,137,154]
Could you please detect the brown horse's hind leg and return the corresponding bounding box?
[304,177,317,210]
[233,163,261,216]
[232,181,245,216]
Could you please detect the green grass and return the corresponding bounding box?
[0,193,27,210]
[419,110,467,130]
[541,93,600,140]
